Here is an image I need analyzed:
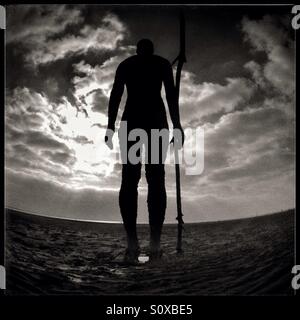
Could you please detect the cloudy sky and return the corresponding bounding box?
[5,5,295,222]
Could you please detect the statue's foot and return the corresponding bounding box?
[149,248,163,263]
[123,247,140,265]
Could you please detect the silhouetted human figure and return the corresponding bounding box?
[105,39,184,263]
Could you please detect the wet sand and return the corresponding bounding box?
[5,209,294,295]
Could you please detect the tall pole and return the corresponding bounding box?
[172,10,186,254]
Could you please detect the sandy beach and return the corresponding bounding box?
[5,208,294,295]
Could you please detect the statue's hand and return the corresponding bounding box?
[105,128,114,150]
[172,125,185,149]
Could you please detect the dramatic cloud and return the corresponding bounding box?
[5,6,295,222]
[180,73,255,125]
[7,6,128,66]
[29,14,127,65]
[6,5,83,44]
[5,87,117,189]
[242,15,295,96]
[170,13,295,217]
[71,49,134,113]
[5,170,121,222]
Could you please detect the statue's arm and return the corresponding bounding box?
[107,64,125,131]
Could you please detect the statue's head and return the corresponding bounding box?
[136,39,154,56]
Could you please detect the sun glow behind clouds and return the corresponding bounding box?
[56,102,115,178]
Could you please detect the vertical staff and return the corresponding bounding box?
[172,10,186,254]
[0,5,5,290]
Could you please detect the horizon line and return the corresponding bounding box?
[5,206,295,225]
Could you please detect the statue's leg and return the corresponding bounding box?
[119,131,142,255]
[146,128,168,256]
[146,163,166,253]
[119,162,141,253]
